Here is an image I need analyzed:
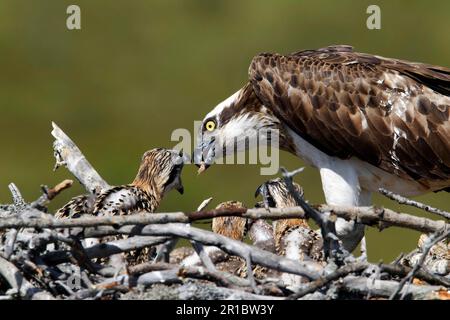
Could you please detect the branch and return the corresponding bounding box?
[289,261,369,299]
[390,229,450,300]
[31,179,73,209]
[42,235,169,265]
[120,281,283,300]
[317,205,449,235]
[340,275,447,300]
[1,205,448,236]
[92,265,249,293]
[280,167,348,262]
[379,188,450,220]
[380,263,450,287]
[127,262,250,289]
[190,240,217,273]
[74,223,324,280]
[178,266,249,289]
[0,256,55,300]
[3,229,18,259]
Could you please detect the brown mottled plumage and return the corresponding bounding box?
[211,201,248,241]
[417,234,449,260]
[255,178,308,244]
[55,194,95,219]
[197,45,450,191]
[55,148,185,264]
[248,46,450,190]
[195,45,450,252]
[400,234,449,276]
[210,201,269,278]
[211,201,247,275]
[56,148,184,218]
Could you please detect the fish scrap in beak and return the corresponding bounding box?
[197,162,209,175]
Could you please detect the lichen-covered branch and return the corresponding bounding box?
[1,205,448,236]
[51,122,109,193]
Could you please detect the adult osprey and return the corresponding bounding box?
[194,45,450,252]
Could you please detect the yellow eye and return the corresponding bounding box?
[205,120,216,132]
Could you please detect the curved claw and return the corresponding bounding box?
[254,182,272,211]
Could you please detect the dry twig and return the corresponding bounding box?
[379,188,450,220]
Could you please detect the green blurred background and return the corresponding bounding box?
[0,0,448,262]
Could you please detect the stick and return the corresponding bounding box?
[8,183,26,209]
[163,281,283,300]
[317,205,449,235]
[3,229,18,259]
[119,223,323,280]
[280,167,348,261]
[31,180,73,209]
[42,235,169,265]
[389,229,450,300]
[190,240,217,273]
[289,261,369,299]
[341,275,447,300]
[70,223,323,280]
[153,238,179,263]
[178,266,248,289]
[1,205,448,236]
[126,262,249,289]
[127,262,175,275]
[190,197,215,262]
[380,264,450,287]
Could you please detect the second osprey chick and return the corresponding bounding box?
[255,178,323,262]
[211,201,248,241]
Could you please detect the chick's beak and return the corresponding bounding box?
[197,162,209,175]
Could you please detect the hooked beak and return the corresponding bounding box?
[193,137,216,174]
[176,184,184,195]
[254,183,273,210]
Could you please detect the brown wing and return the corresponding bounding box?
[249,45,450,185]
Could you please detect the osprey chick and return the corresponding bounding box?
[211,201,273,279]
[255,178,324,288]
[56,148,185,264]
[211,201,248,241]
[255,178,324,263]
[210,201,248,275]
